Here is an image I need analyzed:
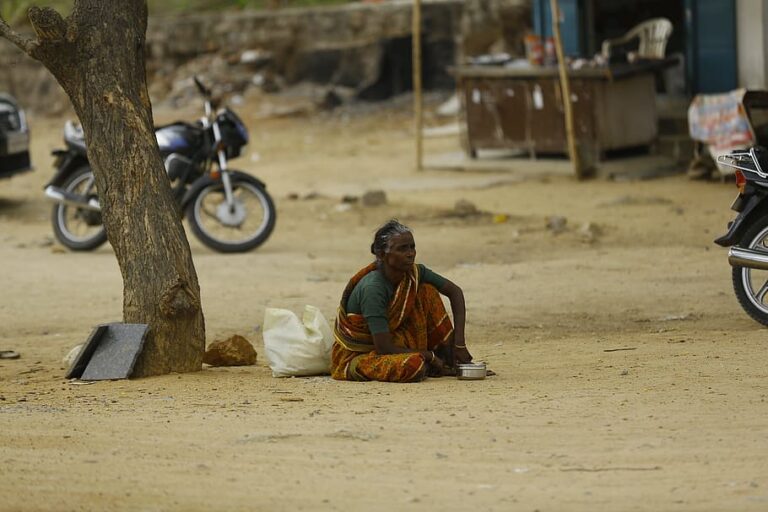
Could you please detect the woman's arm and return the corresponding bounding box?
[440,279,472,363]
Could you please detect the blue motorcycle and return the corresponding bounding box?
[44,77,276,253]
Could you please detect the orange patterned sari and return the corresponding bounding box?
[331,262,454,382]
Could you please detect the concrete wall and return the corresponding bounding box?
[0,0,530,113]
[736,0,768,89]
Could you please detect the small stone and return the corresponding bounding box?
[203,335,257,367]
[51,245,67,254]
[361,190,387,207]
[317,89,343,111]
[62,344,83,366]
[578,222,601,243]
[546,216,567,234]
[453,199,478,217]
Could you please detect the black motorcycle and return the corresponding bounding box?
[44,77,276,253]
[715,146,768,325]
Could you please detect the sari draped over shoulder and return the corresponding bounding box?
[331,262,454,382]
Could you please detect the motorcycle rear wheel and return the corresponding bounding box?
[51,165,107,251]
[732,215,768,326]
[186,173,276,253]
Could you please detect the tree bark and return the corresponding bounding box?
[0,1,205,377]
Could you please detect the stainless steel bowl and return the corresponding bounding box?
[457,362,486,380]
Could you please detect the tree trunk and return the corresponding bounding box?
[0,1,205,377]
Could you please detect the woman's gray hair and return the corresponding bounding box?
[371,219,412,256]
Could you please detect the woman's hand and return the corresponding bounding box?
[453,334,473,365]
[454,345,473,365]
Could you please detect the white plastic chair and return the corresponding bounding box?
[601,18,673,61]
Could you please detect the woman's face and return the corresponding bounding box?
[382,232,416,272]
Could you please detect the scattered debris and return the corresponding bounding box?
[578,222,601,243]
[361,190,387,207]
[325,429,379,441]
[238,433,301,443]
[546,216,567,234]
[18,367,44,375]
[203,334,258,367]
[603,347,637,353]
[453,199,479,217]
[598,195,673,207]
[0,350,20,360]
[341,195,359,203]
[659,313,698,322]
[492,213,509,224]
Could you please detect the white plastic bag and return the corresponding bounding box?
[262,305,334,377]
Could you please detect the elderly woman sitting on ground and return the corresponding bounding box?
[331,219,473,382]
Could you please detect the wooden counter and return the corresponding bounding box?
[452,63,663,159]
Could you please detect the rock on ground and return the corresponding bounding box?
[203,335,258,367]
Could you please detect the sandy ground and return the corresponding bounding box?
[1,93,767,512]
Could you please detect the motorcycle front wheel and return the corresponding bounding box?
[51,165,108,251]
[733,215,768,326]
[186,173,276,253]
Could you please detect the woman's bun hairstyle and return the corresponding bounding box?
[371,219,412,257]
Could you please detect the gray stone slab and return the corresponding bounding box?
[67,323,149,381]
[65,324,108,380]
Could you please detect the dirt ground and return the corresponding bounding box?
[1,93,767,512]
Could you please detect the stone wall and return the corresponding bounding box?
[0,0,530,113]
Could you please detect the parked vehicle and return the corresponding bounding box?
[715,147,768,325]
[0,93,31,179]
[44,77,275,252]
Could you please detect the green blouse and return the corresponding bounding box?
[345,263,447,334]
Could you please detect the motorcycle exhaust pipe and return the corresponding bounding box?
[44,185,100,211]
[728,247,768,271]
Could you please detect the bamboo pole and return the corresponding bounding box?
[549,0,584,179]
[412,0,423,171]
